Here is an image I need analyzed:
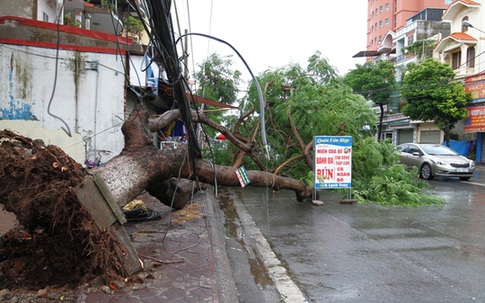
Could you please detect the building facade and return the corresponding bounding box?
[356,0,485,162]
[367,0,452,54]
[0,0,158,165]
[436,0,485,162]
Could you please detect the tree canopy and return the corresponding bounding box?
[344,60,397,141]
[400,58,471,144]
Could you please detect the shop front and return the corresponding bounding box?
[464,73,485,163]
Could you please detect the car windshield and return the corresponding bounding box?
[420,145,458,156]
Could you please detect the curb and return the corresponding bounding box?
[205,187,240,302]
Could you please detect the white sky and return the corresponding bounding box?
[172,0,367,82]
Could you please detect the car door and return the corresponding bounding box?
[405,144,423,169]
[397,144,413,169]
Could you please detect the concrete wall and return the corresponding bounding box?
[0,44,126,165]
[0,0,35,19]
[37,0,61,22]
[1,0,60,22]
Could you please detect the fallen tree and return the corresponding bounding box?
[0,103,313,289]
[96,104,313,207]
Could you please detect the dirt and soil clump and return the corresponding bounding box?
[0,130,127,298]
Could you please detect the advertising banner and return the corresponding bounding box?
[464,105,485,133]
[465,72,485,104]
[314,136,352,189]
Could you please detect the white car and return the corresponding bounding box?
[396,143,475,181]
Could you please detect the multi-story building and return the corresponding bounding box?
[436,0,485,163]
[356,0,451,60]
[356,0,485,162]
[354,0,452,59]
[355,2,452,146]
[0,0,159,165]
[382,9,450,145]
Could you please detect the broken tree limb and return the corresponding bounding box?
[148,108,268,170]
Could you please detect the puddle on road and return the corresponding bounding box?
[218,192,274,289]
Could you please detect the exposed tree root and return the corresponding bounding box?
[0,130,125,290]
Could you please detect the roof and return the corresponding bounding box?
[435,32,477,52]
[378,31,396,53]
[443,0,480,21]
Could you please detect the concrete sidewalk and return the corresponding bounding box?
[76,188,239,303]
[0,180,294,303]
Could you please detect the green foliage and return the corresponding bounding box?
[64,13,81,27]
[204,143,233,165]
[101,0,116,9]
[402,40,437,60]
[344,60,397,106]
[352,138,444,206]
[344,61,397,140]
[194,53,242,141]
[125,16,144,36]
[353,165,444,206]
[195,53,241,106]
[197,51,443,207]
[401,58,470,141]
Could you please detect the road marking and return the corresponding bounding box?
[462,180,485,187]
[233,197,308,303]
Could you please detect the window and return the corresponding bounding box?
[380,5,383,13]
[386,3,390,11]
[380,20,382,28]
[43,12,49,22]
[385,18,389,26]
[445,0,452,4]
[407,35,414,46]
[452,52,461,70]
[408,146,421,155]
[467,47,475,68]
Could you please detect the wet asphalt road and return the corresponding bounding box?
[229,170,485,303]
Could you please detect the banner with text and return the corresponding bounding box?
[314,136,352,189]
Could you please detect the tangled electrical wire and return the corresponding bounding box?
[127,0,201,177]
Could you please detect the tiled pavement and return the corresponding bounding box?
[75,188,238,303]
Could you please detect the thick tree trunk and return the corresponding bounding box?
[95,105,313,207]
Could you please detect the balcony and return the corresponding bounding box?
[63,0,123,36]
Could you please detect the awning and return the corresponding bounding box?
[352,50,382,58]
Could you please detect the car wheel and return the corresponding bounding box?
[420,163,434,180]
[459,177,471,181]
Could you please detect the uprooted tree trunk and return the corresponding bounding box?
[95,104,313,207]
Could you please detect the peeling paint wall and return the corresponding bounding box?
[0,43,126,165]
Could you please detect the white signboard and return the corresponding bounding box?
[314,136,352,189]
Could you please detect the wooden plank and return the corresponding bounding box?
[92,173,127,224]
[111,223,142,276]
[75,176,141,275]
[76,176,119,230]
